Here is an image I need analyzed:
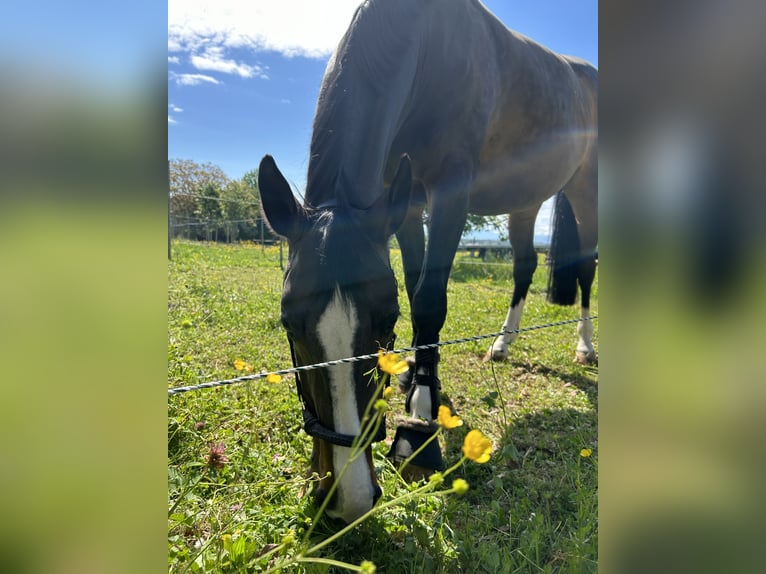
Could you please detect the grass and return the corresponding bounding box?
[168,240,598,573]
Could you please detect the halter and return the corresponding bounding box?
[288,339,387,448]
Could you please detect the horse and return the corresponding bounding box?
[257,0,597,524]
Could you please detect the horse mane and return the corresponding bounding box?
[306,0,424,209]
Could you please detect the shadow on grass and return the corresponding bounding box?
[506,358,599,408]
[302,404,597,573]
[437,406,598,573]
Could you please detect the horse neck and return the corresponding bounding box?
[305,1,422,210]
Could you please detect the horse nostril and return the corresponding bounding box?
[372,484,382,504]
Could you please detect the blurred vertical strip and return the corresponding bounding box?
[600,1,766,573]
[0,2,167,573]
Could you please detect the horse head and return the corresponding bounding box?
[257,154,411,523]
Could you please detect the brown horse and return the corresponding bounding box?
[258,0,597,523]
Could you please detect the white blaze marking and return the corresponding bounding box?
[316,288,374,522]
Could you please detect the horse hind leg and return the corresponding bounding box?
[487,207,540,362]
[561,160,598,365]
[574,245,597,364]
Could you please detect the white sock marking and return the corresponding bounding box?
[316,288,374,522]
[577,306,595,355]
[489,297,526,358]
[410,384,432,421]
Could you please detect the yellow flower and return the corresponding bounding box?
[437,405,463,429]
[580,448,592,458]
[221,533,232,551]
[383,386,394,400]
[360,560,376,574]
[377,350,409,376]
[234,359,253,372]
[452,478,469,495]
[266,373,282,384]
[374,399,389,412]
[462,430,492,463]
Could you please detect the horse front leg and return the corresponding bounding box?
[395,182,427,306]
[389,160,472,474]
[394,198,426,394]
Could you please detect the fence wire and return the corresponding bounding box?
[168,315,597,396]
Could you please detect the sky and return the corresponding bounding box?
[168,0,598,239]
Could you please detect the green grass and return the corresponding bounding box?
[168,240,598,573]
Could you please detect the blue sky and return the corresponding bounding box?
[168,0,597,238]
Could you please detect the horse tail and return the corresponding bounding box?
[546,191,580,305]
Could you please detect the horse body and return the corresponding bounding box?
[258,0,597,523]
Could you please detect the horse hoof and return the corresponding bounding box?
[387,420,444,472]
[575,351,598,365]
[484,345,508,362]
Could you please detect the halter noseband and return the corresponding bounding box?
[288,339,387,447]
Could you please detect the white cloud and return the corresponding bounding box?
[535,197,555,237]
[171,72,221,86]
[168,0,360,59]
[190,46,268,79]
[169,103,184,113]
[168,56,180,64]
[168,115,177,124]
[280,98,291,104]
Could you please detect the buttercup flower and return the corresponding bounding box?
[462,430,492,463]
[234,359,253,372]
[377,350,409,376]
[360,560,376,574]
[266,373,282,384]
[580,448,592,458]
[452,478,469,495]
[383,386,394,400]
[437,405,463,429]
[374,399,389,412]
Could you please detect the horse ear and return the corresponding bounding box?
[383,154,412,237]
[258,155,305,241]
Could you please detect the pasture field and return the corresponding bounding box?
[168,240,598,573]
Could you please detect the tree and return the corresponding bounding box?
[220,179,259,242]
[197,183,225,241]
[169,159,230,239]
[463,214,508,241]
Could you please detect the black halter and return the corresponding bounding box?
[288,339,387,447]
